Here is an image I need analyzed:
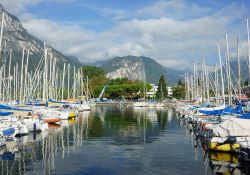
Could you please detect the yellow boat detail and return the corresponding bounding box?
[68,111,77,119]
[68,117,76,124]
[208,142,240,152]
[210,152,238,163]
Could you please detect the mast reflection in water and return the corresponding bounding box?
[0,106,212,175]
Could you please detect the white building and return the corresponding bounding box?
[147,84,158,98]
[167,86,173,96]
[146,84,173,98]
[147,84,173,98]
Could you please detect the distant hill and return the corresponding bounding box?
[230,59,249,83]
[100,56,183,85]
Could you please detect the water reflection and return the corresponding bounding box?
[88,107,169,145]
[0,111,91,175]
[179,115,250,175]
[0,106,216,175]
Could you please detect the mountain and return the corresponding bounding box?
[0,5,82,69]
[100,56,184,85]
[230,59,249,83]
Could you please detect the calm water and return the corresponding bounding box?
[0,106,242,175]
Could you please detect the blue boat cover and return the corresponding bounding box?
[199,104,243,116]
[48,99,68,104]
[48,99,80,104]
[199,107,227,116]
[0,112,13,116]
[238,112,250,119]
[2,128,15,137]
[229,103,243,114]
[1,152,15,161]
[0,104,32,111]
[26,103,46,106]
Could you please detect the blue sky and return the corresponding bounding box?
[1,0,250,69]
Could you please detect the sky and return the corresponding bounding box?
[0,0,250,69]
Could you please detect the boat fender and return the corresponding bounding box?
[201,123,207,131]
[33,123,36,132]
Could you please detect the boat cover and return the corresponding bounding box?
[2,128,15,137]
[26,103,46,106]
[199,104,242,116]
[199,105,227,116]
[0,104,32,111]
[211,118,250,137]
[48,99,81,105]
[48,99,68,104]
[238,112,250,119]
[0,112,13,116]
[1,152,15,160]
[222,103,242,115]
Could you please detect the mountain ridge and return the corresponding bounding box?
[99,56,184,85]
[0,4,82,69]
[1,4,184,84]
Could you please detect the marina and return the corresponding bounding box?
[0,1,250,175]
[0,106,224,175]
[1,104,250,175]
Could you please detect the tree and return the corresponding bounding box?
[105,79,149,99]
[81,66,107,97]
[172,86,185,100]
[82,66,105,79]
[90,76,108,97]
[156,75,167,99]
[244,80,249,86]
[178,79,184,86]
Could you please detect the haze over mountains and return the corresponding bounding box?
[2,3,248,86]
[0,4,185,84]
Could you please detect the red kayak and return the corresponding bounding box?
[43,117,61,124]
[48,123,61,128]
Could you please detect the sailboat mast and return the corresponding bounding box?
[247,19,250,85]
[73,66,76,99]
[187,73,190,101]
[185,73,187,100]
[217,43,225,105]
[193,64,196,100]
[237,36,241,101]
[205,64,210,104]
[13,66,16,101]
[43,42,48,101]
[68,64,70,99]
[0,12,4,61]
[61,63,66,100]
[215,64,219,105]
[225,33,232,105]
[24,50,29,100]
[20,49,25,101]
[8,49,12,101]
[142,61,146,101]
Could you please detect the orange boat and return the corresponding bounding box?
[48,123,61,128]
[43,117,61,124]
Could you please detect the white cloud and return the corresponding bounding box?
[0,0,248,70]
[1,0,41,14]
[22,18,95,54]
[136,0,212,20]
[0,0,76,15]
